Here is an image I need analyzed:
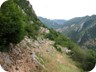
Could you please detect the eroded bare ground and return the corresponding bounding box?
[0,37,40,72]
[0,36,80,72]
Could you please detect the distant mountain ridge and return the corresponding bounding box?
[39,15,96,50]
[57,15,96,50]
[38,16,66,29]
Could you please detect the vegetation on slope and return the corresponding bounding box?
[39,16,66,29]
[33,39,82,72]
[0,0,42,51]
[40,15,96,50]
[0,0,26,51]
[0,0,95,72]
[44,29,96,71]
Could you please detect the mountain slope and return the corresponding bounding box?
[38,16,66,29]
[0,36,82,72]
[56,15,96,50]
[0,0,95,72]
[40,16,96,50]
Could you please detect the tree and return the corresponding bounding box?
[0,0,25,51]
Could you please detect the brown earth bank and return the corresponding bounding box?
[0,37,39,72]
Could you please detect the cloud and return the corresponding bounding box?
[0,0,6,7]
[30,0,96,19]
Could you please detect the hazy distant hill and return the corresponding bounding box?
[40,15,96,50]
[56,15,96,50]
[38,16,66,29]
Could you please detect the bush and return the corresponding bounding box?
[45,29,96,71]
[0,0,25,51]
[25,23,39,39]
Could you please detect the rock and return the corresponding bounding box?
[63,47,71,53]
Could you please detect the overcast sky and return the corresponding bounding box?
[0,0,6,7]
[30,0,96,20]
[0,0,96,20]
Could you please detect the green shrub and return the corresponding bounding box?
[25,23,39,39]
[0,0,25,51]
[45,29,96,71]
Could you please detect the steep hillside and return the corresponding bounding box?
[38,16,66,29]
[56,15,96,50]
[40,15,96,50]
[0,36,82,72]
[0,0,95,72]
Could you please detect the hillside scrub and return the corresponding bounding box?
[0,0,95,71]
[0,0,26,51]
[45,29,96,71]
[0,0,40,51]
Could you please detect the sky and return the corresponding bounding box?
[0,0,6,7]
[0,0,96,20]
[30,0,96,20]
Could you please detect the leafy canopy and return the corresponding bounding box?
[0,0,25,51]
